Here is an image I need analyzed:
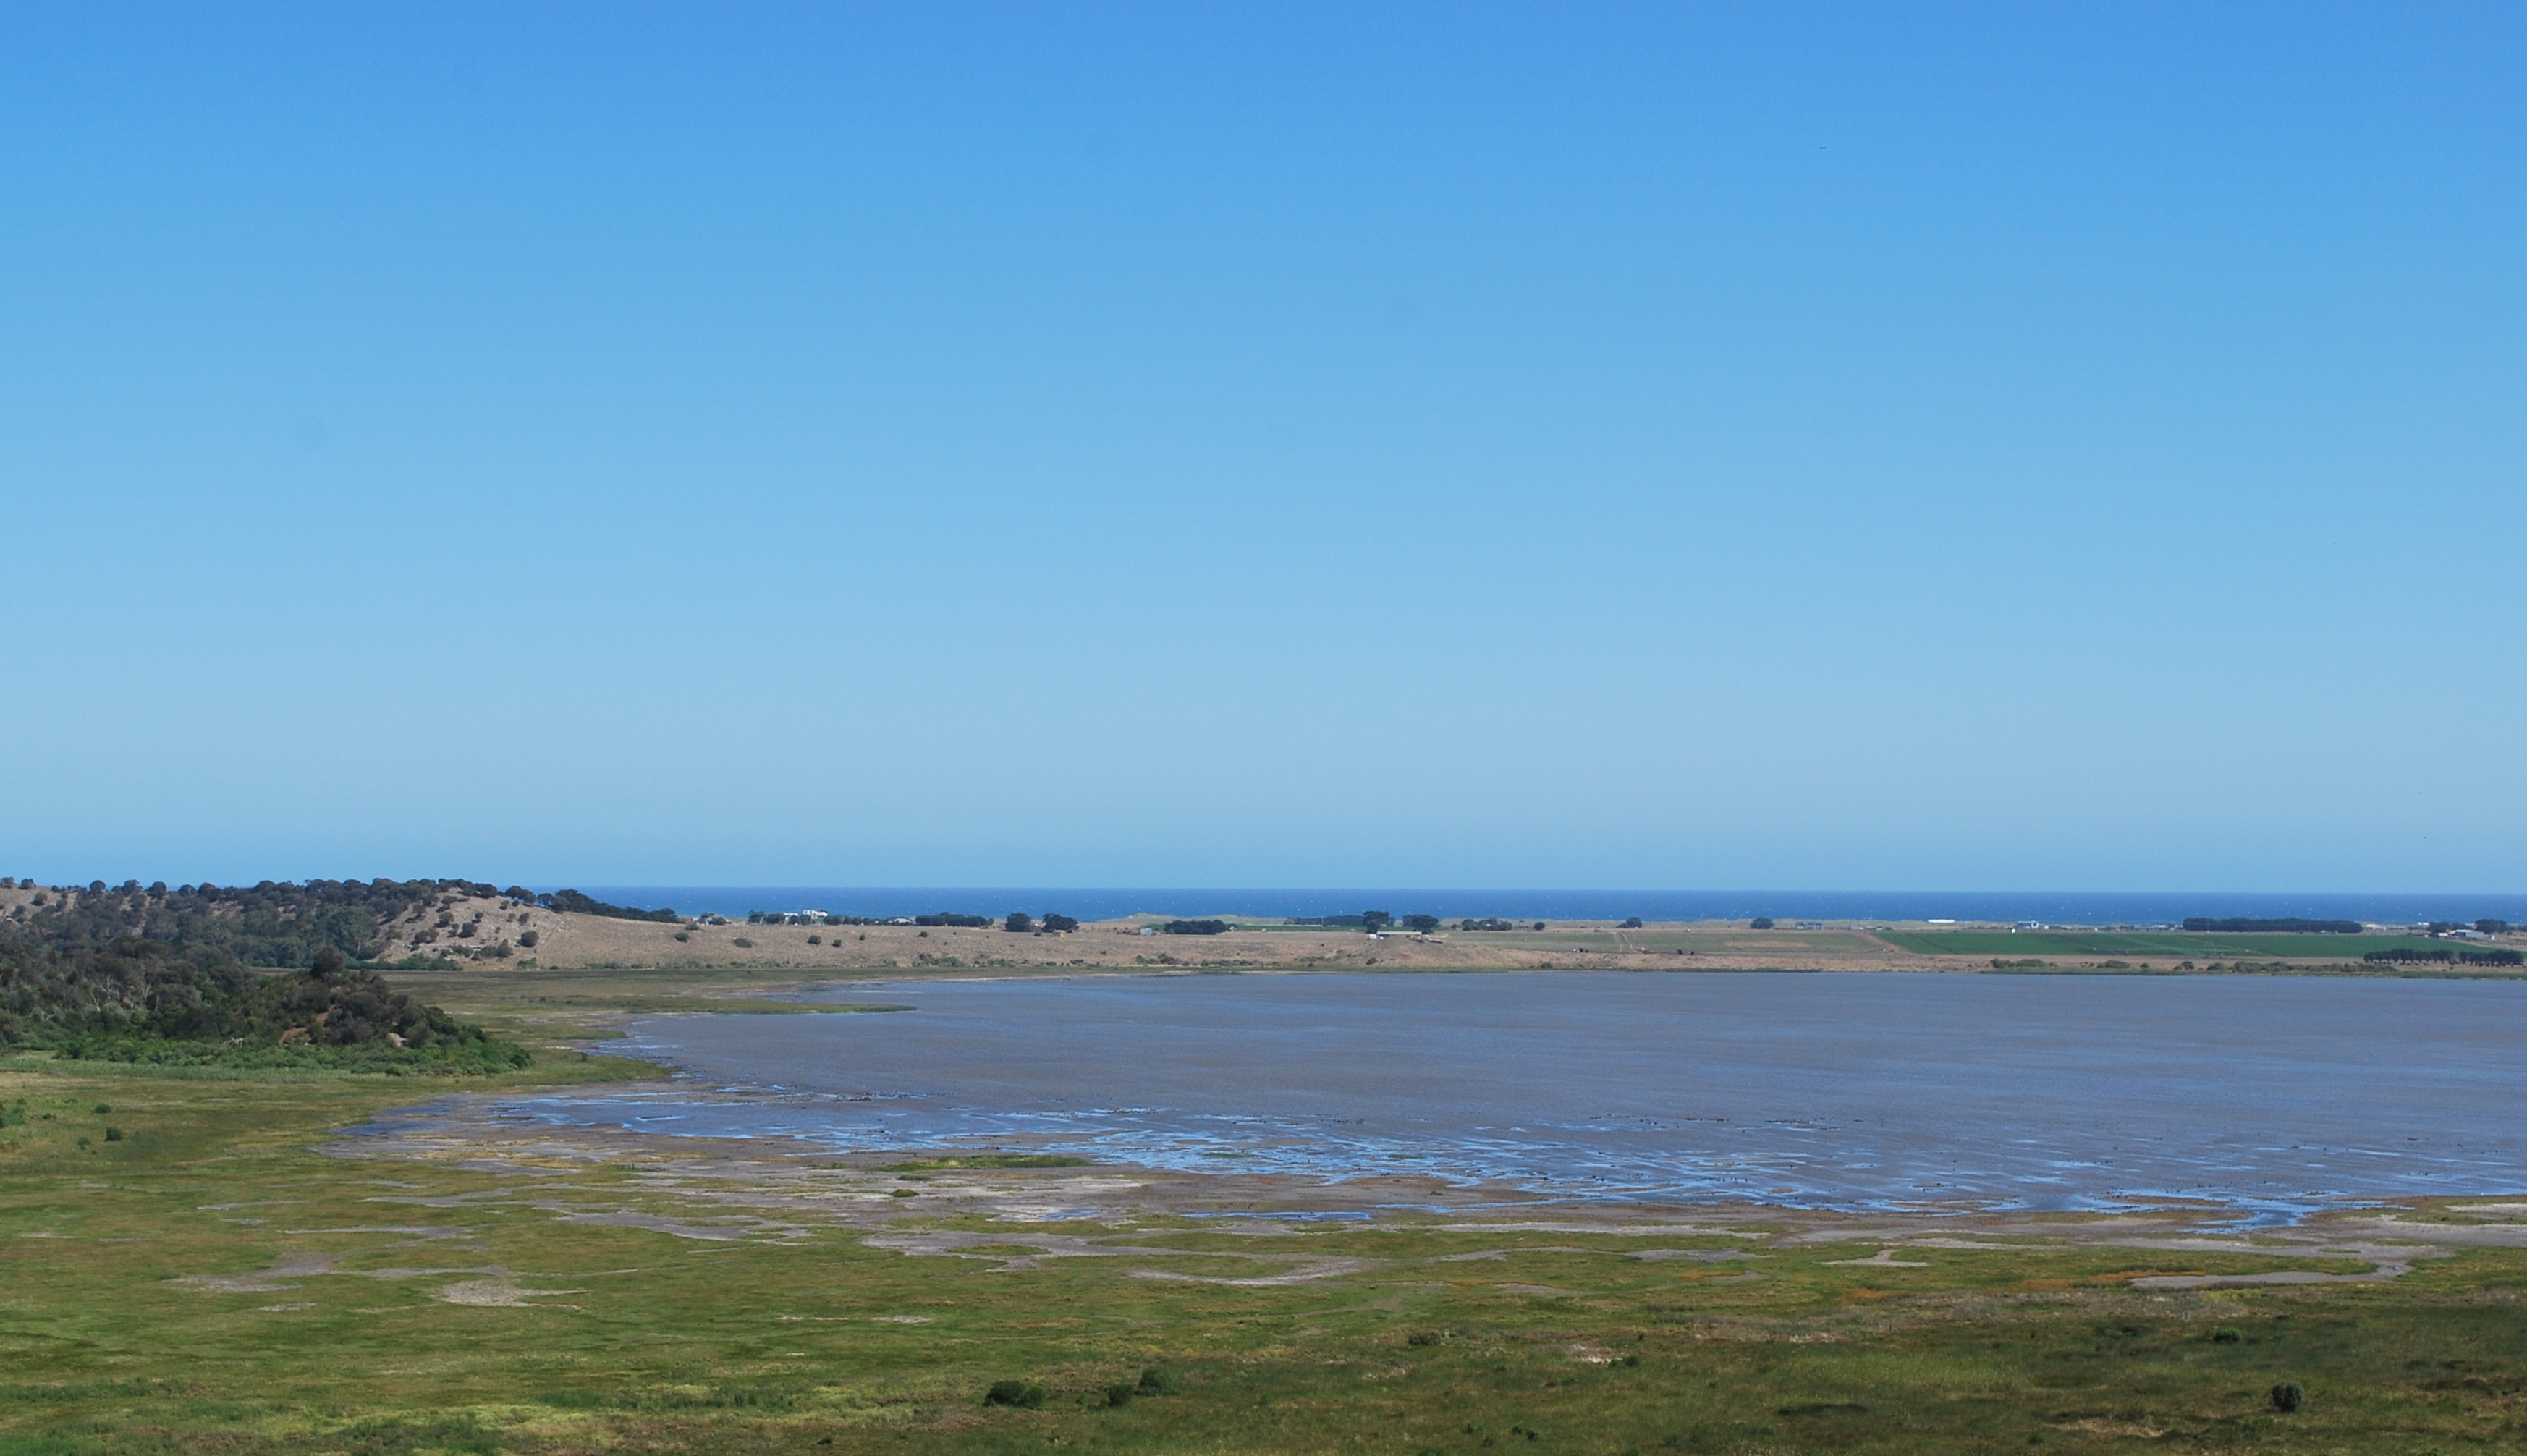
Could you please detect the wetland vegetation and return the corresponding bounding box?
[5,1041,2527,1454]
[7,883,2527,1451]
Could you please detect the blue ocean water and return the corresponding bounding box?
[571,886,2527,926]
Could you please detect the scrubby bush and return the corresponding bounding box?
[2212,1326,2242,1344]
[538,889,677,922]
[1004,913,1034,933]
[1099,1383,1134,1408]
[1750,917,1775,929]
[2271,1381,2304,1412]
[732,937,754,949]
[1135,1366,1180,1395]
[983,1380,1048,1409]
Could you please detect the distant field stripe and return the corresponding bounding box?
[1877,932,2470,959]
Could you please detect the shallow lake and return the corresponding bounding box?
[518,971,2527,1219]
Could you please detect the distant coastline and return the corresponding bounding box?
[572,886,2527,928]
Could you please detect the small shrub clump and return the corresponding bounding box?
[2271,1381,2305,1413]
[1135,1366,1180,1397]
[983,1380,1048,1409]
[2212,1326,2243,1344]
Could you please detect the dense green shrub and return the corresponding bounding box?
[983,1380,1047,1409]
[2272,1381,2304,1412]
[0,912,528,1074]
[1135,1366,1179,1396]
[538,889,677,922]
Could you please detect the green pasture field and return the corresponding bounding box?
[1876,930,2471,960]
[7,1046,2527,1454]
[1445,929,1894,957]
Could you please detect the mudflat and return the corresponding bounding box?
[11,958,2527,1452]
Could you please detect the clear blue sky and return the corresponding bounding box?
[3,4,2520,892]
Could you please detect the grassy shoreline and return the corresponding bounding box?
[7,974,2527,1454]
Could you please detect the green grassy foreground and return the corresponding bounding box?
[5,1050,2527,1455]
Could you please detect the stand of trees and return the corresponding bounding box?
[5,878,504,970]
[535,889,677,923]
[1161,920,1231,936]
[2182,918,2363,934]
[2364,947,2523,966]
[0,891,529,1072]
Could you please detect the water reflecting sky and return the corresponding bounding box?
[504,971,2527,1222]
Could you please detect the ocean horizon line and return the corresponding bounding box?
[565,886,2527,926]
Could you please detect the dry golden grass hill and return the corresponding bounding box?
[367,892,1969,975]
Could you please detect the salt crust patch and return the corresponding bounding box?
[177,1254,334,1293]
[439,1278,581,1307]
[1824,1248,1930,1268]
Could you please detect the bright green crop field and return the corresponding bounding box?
[6,1045,2527,1455]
